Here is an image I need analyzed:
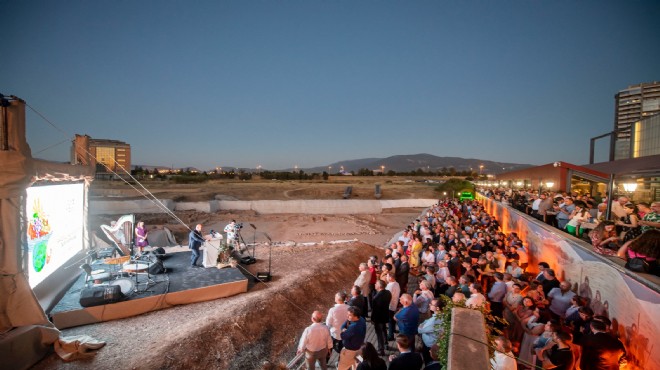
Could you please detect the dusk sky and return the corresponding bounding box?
[2,1,659,171]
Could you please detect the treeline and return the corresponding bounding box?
[130,166,478,183]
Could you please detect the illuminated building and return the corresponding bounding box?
[71,134,131,174]
[614,81,660,160]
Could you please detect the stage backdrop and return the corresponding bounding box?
[26,183,85,289]
[479,194,659,370]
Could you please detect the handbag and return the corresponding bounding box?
[625,251,650,273]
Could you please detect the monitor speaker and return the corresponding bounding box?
[79,285,124,307]
[255,272,271,282]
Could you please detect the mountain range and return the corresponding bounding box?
[296,153,531,174]
[136,154,532,174]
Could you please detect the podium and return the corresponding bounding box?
[202,236,223,268]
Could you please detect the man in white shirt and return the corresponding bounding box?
[325,292,349,354]
[224,220,237,246]
[610,196,629,220]
[297,311,333,370]
[465,283,486,308]
[353,262,371,298]
[490,336,517,370]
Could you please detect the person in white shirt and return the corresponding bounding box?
[490,336,517,370]
[385,273,401,341]
[298,311,333,370]
[224,220,237,245]
[353,262,371,298]
[465,283,486,308]
[326,292,349,354]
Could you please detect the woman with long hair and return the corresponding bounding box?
[617,202,642,242]
[617,229,660,275]
[566,201,590,237]
[589,220,620,256]
[355,342,386,370]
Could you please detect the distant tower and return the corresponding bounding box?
[613,81,660,159]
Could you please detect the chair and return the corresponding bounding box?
[81,263,112,285]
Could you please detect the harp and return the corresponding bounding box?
[100,214,135,256]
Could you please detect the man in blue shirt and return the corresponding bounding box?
[488,272,507,319]
[556,197,576,231]
[338,306,366,370]
[394,293,419,352]
[418,298,443,365]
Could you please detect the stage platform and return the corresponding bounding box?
[49,250,248,329]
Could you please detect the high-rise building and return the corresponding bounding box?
[71,134,131,174]
[614,81,660,159]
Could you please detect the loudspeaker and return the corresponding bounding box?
[80,285,124,307]
[148,259,165,274]
[255,272,271,282]
[240,256,256,265]
[150,247,166,256]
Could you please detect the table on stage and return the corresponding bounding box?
[202,236,223,268]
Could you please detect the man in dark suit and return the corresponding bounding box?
[348,285,368,319]
[396,254,410,292]
[188,224,205,267]
[580,320,627,369]
[388,334,423,370]
[371,279,392,356]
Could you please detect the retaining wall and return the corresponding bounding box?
[90,198,438,215]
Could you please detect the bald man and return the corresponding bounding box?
[188,224,205,267]
[394,293,419,352]
[297,311,332,370]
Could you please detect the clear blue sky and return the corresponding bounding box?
[2,0,659,171]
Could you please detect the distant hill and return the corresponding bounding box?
[135,154,532,175]
[301,154,532,174]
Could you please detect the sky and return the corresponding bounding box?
[2,0,659,171]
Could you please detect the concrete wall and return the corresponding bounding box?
[90,199,174,215]
[478,194,659,369]
[90,198,438,215]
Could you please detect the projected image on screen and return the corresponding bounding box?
[26,183,84,288]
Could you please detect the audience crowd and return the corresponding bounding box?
[295,196,648,369]
[483,187,660,276]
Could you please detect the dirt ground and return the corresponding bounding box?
[32,180,430,370]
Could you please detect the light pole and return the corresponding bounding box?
[381,165,385,175]
[479,165,484,176]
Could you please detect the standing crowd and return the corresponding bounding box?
[295,198,635,370]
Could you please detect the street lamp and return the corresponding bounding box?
[623,182,638,201]
[479,165,484,176]
[623,183,637,192]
